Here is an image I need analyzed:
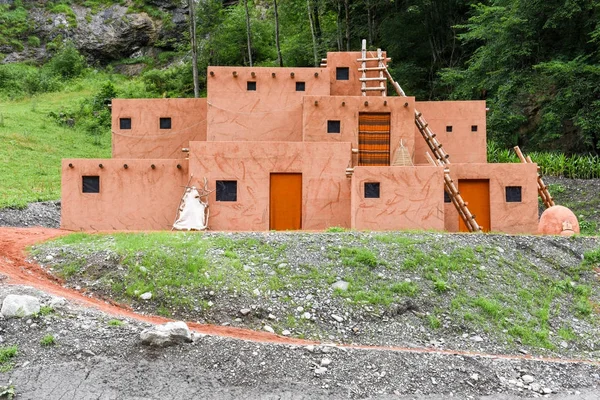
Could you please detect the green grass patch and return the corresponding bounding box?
[40,334,56,347]
[0,345,17,373]
[107,319,124,327]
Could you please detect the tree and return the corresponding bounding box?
[243,0,253,66]
[188,0,199,97]
[274,0,283,66]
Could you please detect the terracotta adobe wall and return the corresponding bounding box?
[413,101,487,165]
[351,166,445,231]
[188,141,352,230]
[61,159,189,231]
[443,163,538,234]
[112,99,207,159]
[206,67,328,142]
[327,51,387,96]
[302,96,416,161]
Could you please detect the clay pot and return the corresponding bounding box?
[538,205,580,235]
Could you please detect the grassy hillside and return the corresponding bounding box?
[32,231,600,356]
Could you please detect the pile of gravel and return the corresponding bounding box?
[0,201,60,229]
[0,284,598,399]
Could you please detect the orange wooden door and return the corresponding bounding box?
[358,113,391,166]
[270,173,302,230]
[458,179,490,232]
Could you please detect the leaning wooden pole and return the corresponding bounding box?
[514,146,555,209]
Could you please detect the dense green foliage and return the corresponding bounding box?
[1,0,599,155]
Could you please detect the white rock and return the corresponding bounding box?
[522,375,535,384]
[530,382,541,392]
[321,358,332,367]
[139,292,152,300]
[207,301,213,307]
[263,325,275,334]
[331,280,349,291]
[297,306,304,312]
[302,312,311,319]
[48,296,67,309]
[253,288,261,296]
[1,295,40,318]
[139,266,148,273]
[268,313,276,320]
[560,341,568,348]
[331,314,344,323]
[314,367,327,375]
[140,321,192,347]
[470,335,484,342]
[471,373,479,381]
[239,308,251,316]
[282,330,291,336]
[542,388,552,394]
[45,255,54,261]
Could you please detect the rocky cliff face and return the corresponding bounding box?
[1,0,188,64]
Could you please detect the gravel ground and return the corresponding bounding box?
[0,284,599,400]
[0,201,60,229]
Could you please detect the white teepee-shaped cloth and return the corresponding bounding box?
[173,186,209,231]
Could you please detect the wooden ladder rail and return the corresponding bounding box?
[513,146,555,209]
[357,39,387,96]
[425,153,482,232]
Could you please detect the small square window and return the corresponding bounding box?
[444,191,451,203]
[336,67,350,80]
[120,118,131,130]
[82,176,100,193]
[247,81,256,91]
[471,125,478,132]
[160,117,171,129]
[364,182,380,198]
[296,82,305,91]
[216,180,237,202]
[506,186,522,202]
[446,125,453,133]
[327,120,341,134]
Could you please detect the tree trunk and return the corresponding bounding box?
[307,0,318,66]
[274,0,283,67]
[312,0,322,43]
[344,0,350,51]
[188,0,199,98]
[336,1,342,51]
[243,0,253,67]
[367,0,372,46]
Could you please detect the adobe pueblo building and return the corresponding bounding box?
[62,44,540,233]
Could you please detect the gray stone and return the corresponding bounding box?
[1,295,40,318]
[331,314,344,323]
[314,367,327,375]
[263,325,274,334]
[282,330,291,336]
[239,308,251,316]
[331,281,349,291]
[470,335,484,342]
[320,358,332,367]
[522,375,535,384]
[140,321,192,347]
[48,296,67,309]
[139,292,152,300]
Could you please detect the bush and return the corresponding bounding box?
[46,41,86,79]
[27,36,40,47]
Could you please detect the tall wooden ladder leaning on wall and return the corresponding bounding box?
[357,40,482,232]
[513,146,555,209]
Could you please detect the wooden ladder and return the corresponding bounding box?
[360,43,481,232]
[514,146,555,209]
[357,39,388,96]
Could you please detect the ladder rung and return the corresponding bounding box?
[357,57,391,62]
[358,67,386,72]
[361,87,387,91]
[359,77,388,81]
[321,58,327,62]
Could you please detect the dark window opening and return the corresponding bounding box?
[446,125,453,133]
[247,81,256,91]
[82,176,100,193]
[296,82,305,91]
[160,117,171,129]
[336,67,350,80]
[444,191,451,203]
[471,125,478,132]
[327,120,341,133]
[506,186,522,202]
[216,180,237,202]
[364,182,380,199]
[120,118,131,130]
